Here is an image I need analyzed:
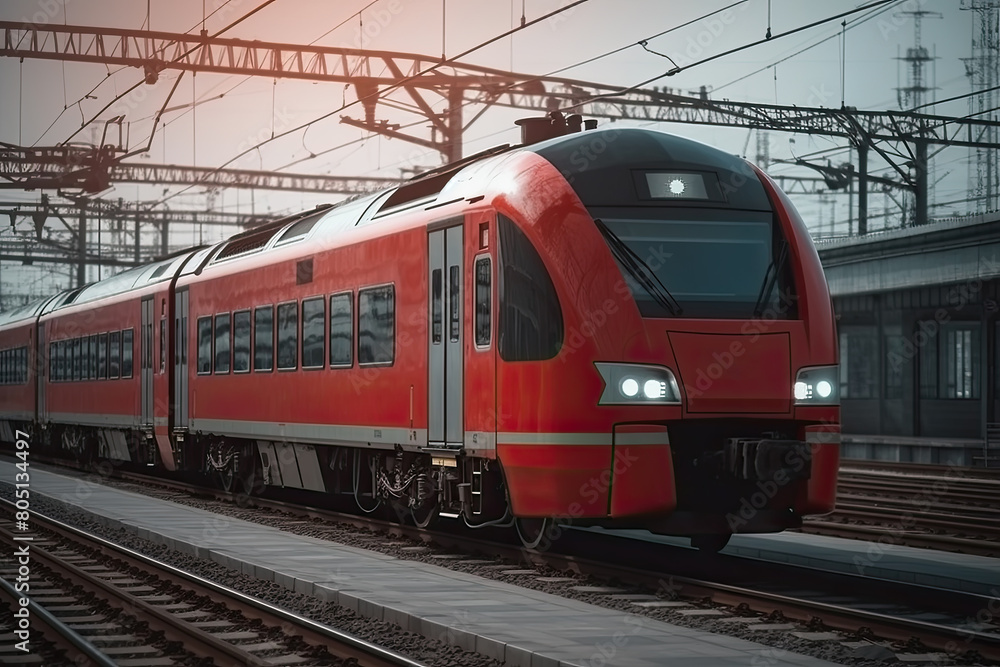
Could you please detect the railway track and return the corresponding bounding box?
[33,463,1000,664]
[0,497,425,667]
[802,464,1000,556]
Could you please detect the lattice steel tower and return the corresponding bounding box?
[895,10,942,110]
[962,0,1000,212]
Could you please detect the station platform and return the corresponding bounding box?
[841,434,993,467]
[596,529,998,597]
[0,461,845,667]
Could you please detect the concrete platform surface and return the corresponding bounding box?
[594,528,998,597]
[0,461,845,667]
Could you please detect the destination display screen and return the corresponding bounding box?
[644,171,715,200]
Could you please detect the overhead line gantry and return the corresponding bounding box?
[3,18,1000,233]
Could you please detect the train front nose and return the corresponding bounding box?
[667,331,791,414]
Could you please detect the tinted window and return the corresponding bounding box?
[74,338,82,381]
[302,298,325,368]
[109,331,121,379]
[49,343,56,380]
[475,256,491,346]
[497,215,563,361]
[89,334,98,379]
[197,317,213,374]
[214,313,231,374]
[254,306,273,371]
[233,311,251,373]
[593,209,794,319]
[55,342,63,382]
[329,293,353,367]
[159,318,166,373]
[449,265,460,342]
[359,285,394,365]
[122,329,134,378]
[432,269,442,345]
[98,333,107,380]
[277,302,298,370]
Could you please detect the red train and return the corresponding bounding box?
[0,116,840,550]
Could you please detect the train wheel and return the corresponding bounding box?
[218,458,236,493]
[515,518,551,550]
[690,533,731,553]
[236,444,262,497]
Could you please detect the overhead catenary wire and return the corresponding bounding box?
[32,0,241,147]
[712,0,905,95]
[148,0,594,208]
[262,1,752,178]
[564,0,896,110]
[143,1,385,143]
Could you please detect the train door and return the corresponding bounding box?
[174,289,189,429]
[428,221,464,449]
[141,297,154,425]
[36,323,46,424]
[464,212,498,468]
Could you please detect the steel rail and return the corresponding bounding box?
[105,470,1000,661]
[0,575,117,667]
[0,498,427,667]
[17,457,1000,660]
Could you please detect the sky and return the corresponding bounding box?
[0,0,996,301]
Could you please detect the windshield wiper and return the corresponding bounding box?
[753,240,789,317]
[594,218,683,317]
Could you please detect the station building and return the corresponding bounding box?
[817,211,1000,466]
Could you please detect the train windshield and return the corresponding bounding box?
[593,208,794,319]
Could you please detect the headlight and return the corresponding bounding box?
[794,366,839,405]
[595,362,682,405]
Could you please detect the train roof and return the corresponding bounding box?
[0,294,57,328]
[19,126,774,309]
[42,249,202,316]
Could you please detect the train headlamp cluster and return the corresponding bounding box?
[595,362,682,405]
[793,366,839,405]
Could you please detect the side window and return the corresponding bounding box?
[233,311,251,373]
[254,306,274,372]
[98,333,108,380]
[450,265,460,342]
[122,329,134,378]
[89,334,98,380]
[54,342,62,382]
[277,302,298,370]
[197,317,213,375]
[73,338,82,381]
[159,318,166,373]
[475,256,491,347]
[329,292,353,367]
[214,313,231,374]
[358,285,395,365]
[109,331,121,379]
[497,214,563,362]
[302,297,325,369]
[432,268,442,344]
[49,343,55,381]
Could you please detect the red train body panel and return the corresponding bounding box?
[1,123,840,546]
